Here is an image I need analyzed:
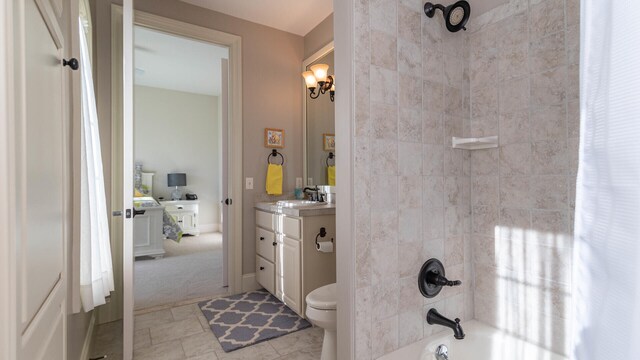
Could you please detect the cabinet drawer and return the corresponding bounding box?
[256,210,274,230]
[164,204,197,212]
[256,256,275,294]
[283,217,301,239]
[256,227,276,262]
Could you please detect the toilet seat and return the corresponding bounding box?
[306,283,336,310]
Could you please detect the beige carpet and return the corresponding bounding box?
[134,232,227,310]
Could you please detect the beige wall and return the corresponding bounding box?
[469,0,578,356]
[304,13,334,59]
[134,85,221,226]
[93,0,305,275]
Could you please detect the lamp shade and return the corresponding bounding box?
[302,71,317,89]
[310,63,329,82]
[167,173,186,187]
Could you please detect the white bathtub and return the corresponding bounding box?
[378,321,567,360]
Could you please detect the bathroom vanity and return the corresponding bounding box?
[254,202,336,318]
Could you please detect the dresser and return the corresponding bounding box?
[160,200,200,235]
[255,204,336,318]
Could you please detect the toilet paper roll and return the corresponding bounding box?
[316,241,334,253]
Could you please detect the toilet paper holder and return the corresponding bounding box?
[315,227,334,247]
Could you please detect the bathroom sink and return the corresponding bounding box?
[276,200,326,208]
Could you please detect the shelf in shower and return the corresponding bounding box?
[452,136,499,150]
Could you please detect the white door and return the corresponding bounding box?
[15,0,69,358]
[221,58,229,287]
[122,0,135,359]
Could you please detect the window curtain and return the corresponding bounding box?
[572,1,640,359]
[79,18,114,311]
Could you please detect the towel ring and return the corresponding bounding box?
[268,149,285,165]
[326,152,335,167]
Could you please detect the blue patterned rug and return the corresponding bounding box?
[198,289,312,352]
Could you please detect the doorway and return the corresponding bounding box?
[132,25,229,310]
[112,8,244,358]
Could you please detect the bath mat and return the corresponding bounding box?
[198,289,311,352]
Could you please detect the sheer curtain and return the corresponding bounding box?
[79,18,114,311]
[572,1,640,359]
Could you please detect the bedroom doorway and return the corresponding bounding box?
[131,24,231,310]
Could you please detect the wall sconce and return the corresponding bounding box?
[302,63,335,102]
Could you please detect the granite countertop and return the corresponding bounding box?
[255,202,336,217]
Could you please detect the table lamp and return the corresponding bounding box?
[168,173,187,200]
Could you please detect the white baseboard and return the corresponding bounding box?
[200,223,221,233]
[242,273,261,292]
[80,312,96,360]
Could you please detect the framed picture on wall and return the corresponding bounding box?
[264,128,285,148]
[323,133,335,151]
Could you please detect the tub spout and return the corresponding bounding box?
[426,308,465,339]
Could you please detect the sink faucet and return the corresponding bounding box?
[303,186,321,201]
[426,308,465,339]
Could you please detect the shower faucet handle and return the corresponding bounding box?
[427,271,462,287]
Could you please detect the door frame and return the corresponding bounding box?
[119,8,244,359]
[0,1,16,359]
[333,0,356,358]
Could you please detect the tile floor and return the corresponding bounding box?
[91,302,324,360]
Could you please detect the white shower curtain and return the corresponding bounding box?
[79,18,115,311]
[572,1,640,359]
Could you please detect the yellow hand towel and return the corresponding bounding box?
[327,165,336,186]
[266,163,283,195]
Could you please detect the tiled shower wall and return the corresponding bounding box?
[468,0,578,356]
[352,0,579,358]
[352,0,473,358]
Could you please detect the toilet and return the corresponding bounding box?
[305,283,337,360]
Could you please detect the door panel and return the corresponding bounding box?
[22,0,65,328]
[17,0,67,358]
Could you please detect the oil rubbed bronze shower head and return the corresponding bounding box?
[424,1,471,32]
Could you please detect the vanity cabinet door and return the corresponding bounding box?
[281,236,302,315]
[256,255,275,294]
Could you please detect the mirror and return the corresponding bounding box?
[303,46,335,186]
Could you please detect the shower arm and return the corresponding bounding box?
[424,2,446,18]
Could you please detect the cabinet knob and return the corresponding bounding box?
[260,266,265,270]
[260,237,265,241]
[272,242,277,246]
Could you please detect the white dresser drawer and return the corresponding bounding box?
[163,203,198,212]
[256,210,275,230]
[256,227,276,262]
[283,216,301,239]
[256,256,275,294]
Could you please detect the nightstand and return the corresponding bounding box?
[159,200,200,236]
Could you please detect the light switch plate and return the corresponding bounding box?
[245,177,253,190]
[296,177,303,188]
